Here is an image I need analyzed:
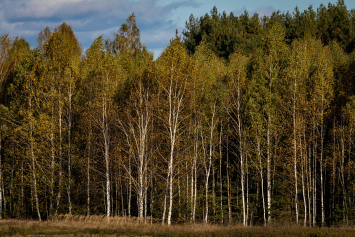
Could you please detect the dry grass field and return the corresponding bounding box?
[1,215,355,237]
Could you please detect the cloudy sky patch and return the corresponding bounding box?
[0,0,354,59]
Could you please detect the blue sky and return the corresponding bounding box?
[1,0,354,59]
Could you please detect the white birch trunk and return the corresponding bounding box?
[312,104,317,227]
[320,95,324,226]
[191,123,198,224]
[267,115,271,224]
[165,65,186,226]
[227,130,232,224]
[203,104,216,224]
[56,99,63,215]
[301,136,307,227]
[103,91,110,221]
[340,123,346,222]
[29,95,41,221]
[50,81,55,216]
[257,136,266,226]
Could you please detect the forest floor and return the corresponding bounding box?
[0,216,355,237]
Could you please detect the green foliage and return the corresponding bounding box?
[1,3,355,228]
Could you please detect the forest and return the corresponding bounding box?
[0,0,355,227]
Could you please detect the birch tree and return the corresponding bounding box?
[117,56,155,220]
[228,51,248,226]
[156,39,190,226]
[194,42,227,224]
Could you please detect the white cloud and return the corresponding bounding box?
[0,0,197,50]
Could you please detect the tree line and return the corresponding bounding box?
[0,0,355,227]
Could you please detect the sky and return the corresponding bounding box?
[1,0,355,60]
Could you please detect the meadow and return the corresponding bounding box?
[1,215,355,237]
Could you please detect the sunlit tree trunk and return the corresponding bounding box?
[347,115,352,223]
[340,122,346,222]
[308,145,312,226]
[29,90,41,221]
[102,80,110,221]
[49,87,55,216]
[312,103,317,227]
[267,114,271,224]
[301,135,307,227]
[257,135,266,226]
[202,103,216,224]
[56,97,63,215]
[190,122,198,224]
[219,123,223,224]
[320,95,325,226]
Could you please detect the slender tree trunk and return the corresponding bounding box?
[178,168,181,220]
[190,155,194,223]
[193,158,197,224]
[128,153,131,217]
[138,154,144,219]
[103,93,110,221]
[219,123,223,224]
[257,135,266,226]
[167,146,174,226]
[50,103,55,216]
[162,171,168,225]
[29,96,41,221]
[312,104,317,227]
[308,145,312,226]
[203,104,216,224]
[120,167,124,215]
[68,82,72,215]
[293,79,299,225]
[227,127,232,224]
[115,175,118,216]
[347,118,352,223]
[151,171,154,224]
[21,153,24,215]
[301,136,307,227]
[267,114,271,224]
[212,165,216,220]
[191,123,198,224]
[87,119,91,216]
[241,150,245,226]
[2,177,5,214]
[144,168,148,223]
[186,161,189,223]
[205,166,210,224]
[56,102,63,215]
[165,65,186,226]
[340,122,346,222]
[10,157,14,213]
